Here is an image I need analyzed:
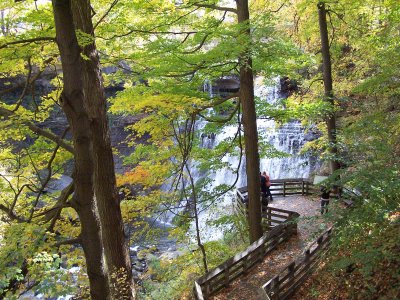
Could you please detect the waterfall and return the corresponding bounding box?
[147,77,319,242]
[188,77,319,241]
[202,78,316,187]
[255,80,316,179]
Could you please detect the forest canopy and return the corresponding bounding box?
[0,0,399,299]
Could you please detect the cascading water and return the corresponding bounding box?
[139,77,319,244]
[191,77,319,241]
[200,78,317,187]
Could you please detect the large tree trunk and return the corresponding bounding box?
[236,0,263,243]
[71,1,134,298]
[51,1,110,299]
[318,2,340,174]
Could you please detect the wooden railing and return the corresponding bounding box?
[193,196,300,300]
[192,180,315,300]
[262,207,299,231]
[237,178,316,202]
[235,193,299,233]
[261,228,333,300]
[193,223,295,300]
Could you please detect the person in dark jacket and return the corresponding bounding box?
[320,185,330,214]
[262,171,273,203]
[260,172,268,206]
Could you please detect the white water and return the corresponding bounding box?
[135,78,319,246]
[189,77,318,241]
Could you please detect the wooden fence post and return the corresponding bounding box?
[288,261,295,283]
[205,282,211,298]
[304,249,311,275]
[301,180,305,195]
[243,256,248,274]
[271,276,280,300]
[269,208,273,228]
[224,268,230,287]
[283,182,286,197]
[306,181,309,195]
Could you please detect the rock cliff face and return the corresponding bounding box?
[279,76,298,98]
[1,73,140,173]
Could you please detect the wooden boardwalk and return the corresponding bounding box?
[210,195,326,300]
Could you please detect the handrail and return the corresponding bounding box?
[236,194,299,235]
[237,178,316,200]
[262,228,333,300]
[193,179,315,299]
[193,223,296,299]
[193,201,300,299]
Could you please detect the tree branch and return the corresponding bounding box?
[28,128,69,221]
[0,37,55,49]
[198,100,239,123]
[269,3,286,13]
[93,0,119,30]
[98,7,200,40]
[0,107,75,154]
[0,56,57,97]
[35,182,74,223]
[13,57,33,111]
[190,2,237,14]
[198,92,239,110]
[0,204,26,222]
[54,237,82,247]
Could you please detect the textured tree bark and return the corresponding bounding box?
[318,2,340,175]
[51,1,110,299]
[236,0,263,243]
[71,1,134,298]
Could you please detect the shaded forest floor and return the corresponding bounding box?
[211,195,330,300]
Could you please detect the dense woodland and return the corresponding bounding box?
[0,0,399,299]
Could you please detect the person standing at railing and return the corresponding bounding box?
[260,172,268,207]
[261,171,273,205]
[320,185,330,214]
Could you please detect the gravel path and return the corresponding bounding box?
[211,195,326,300]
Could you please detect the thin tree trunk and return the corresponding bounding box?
[51,1,110,299]
[318,2,340,175]
[236,0,263,243]
[1,10,7,36]
[71,1,134,298]
[185,162,208,273]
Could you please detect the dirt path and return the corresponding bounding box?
[211,195,326,300]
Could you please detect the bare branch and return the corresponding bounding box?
[190,2,237,14]
[93,0,119,30]
[164,60,238,78]
[181,33,210,54]
[201,92,239,109]
[181,10,227,54]
[269,3,286,13]
[34,182,74,228]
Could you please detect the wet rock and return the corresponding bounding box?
[133,265,145,272]
[303,130,321,142]
[167,246,177,252]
